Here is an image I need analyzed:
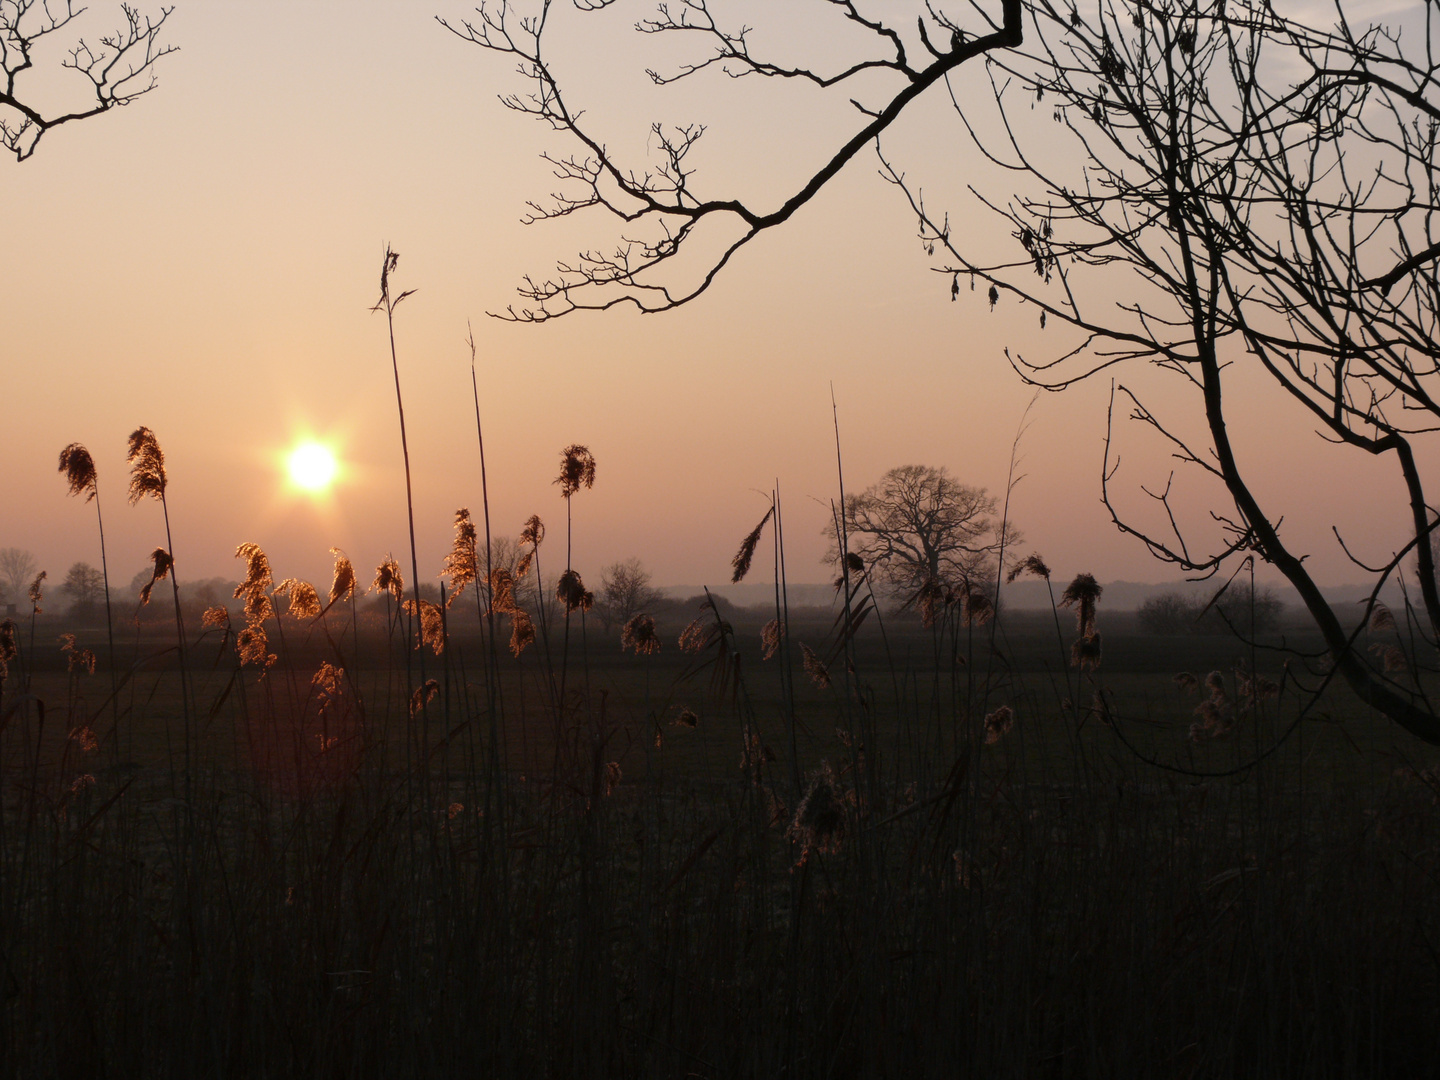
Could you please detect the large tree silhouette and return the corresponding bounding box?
[457,0,1440,743]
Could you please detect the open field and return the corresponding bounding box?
[2,595,1438,1078]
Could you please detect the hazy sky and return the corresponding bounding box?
[3,0,1428,599]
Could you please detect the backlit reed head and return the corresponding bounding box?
[488,567,518,615]
[372,556,404,603]
[405,598,446,654]
[787,761,848,858]
[731,506,774,584]
[983,705,1014,745]
[1071,630,1102,670]
[443,509,479,603]
[237,624,274,668]
[914,578,944,629]
[509,609,535,657]
[274,579,321,621]
[801,643,832,690]
[556,569,593,613]
[0,620,15,678]
[58,444,98,502]
[138,551,170,606]
[233,543,273,601]
[554,445,596,499]
[1006,552,1051,584]
[27,571,46,613]
[520,514,545,548]
[1059,573,1102,633]
[963,590,994,626]
[678,617,709,653]
[621,612,660,655]
[126,427,167,505]
[328,549,357,606]
[761,618,784,660]
[409,678,440,716]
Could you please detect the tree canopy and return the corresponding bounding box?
[829,466,1011,600]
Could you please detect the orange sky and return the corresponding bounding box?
[3,0,1430,601]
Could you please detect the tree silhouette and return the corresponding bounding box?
[0,547,36,606]
[462,0,1440,742]
[596,557,662,631]
[59,560,105,613]
[827,465,1010,602]
[0,2,176,162]
[440,0,1021,319]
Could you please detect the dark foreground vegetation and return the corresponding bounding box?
[2,593,1438,1080]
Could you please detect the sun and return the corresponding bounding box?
[287,442,338,492]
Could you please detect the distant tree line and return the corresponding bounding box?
[1138,586,1284,636]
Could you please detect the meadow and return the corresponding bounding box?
[2,554,1438,1079]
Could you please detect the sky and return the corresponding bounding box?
[3,0,1432,601]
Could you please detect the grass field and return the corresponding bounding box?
[2,589,1438,1079]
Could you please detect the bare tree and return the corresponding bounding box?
[826,465,1010,602]
[597,557,662,631]
[0,1,176,162]
[58,560,105,613]
[458,0,1440,742]
[880,0,1440,741]
[0,547,36,605]
[439,0,1020,320]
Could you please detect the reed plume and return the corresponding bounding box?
[236,625,274,668]
[554,445,596,498]
[761,617,784,660]
[731,507,774,584]
[603,761,622,797]
[914,578,945,629]
[1071,630,1102,670]
[1059,573,1102,633]
[60,634,97,676]
[621,613,660,655]
[234,543,273,598]
[232,543,275,622]
[58,444,97,500]
[983,705,1015,745]
[963,590,994,626]
[125,427,166,504]
[137,551,170,606]
[312,661,345,717]
[328,549,357,606]
[372,557,404,603]
[556,569,593,614]
[274,579,321,621]
[27,572,45,614]
[678,618,708,653]
[488,567,519,616]
[58,441,117,704]
[508,608,535,658]
[1006,552,1051,583]
[520,514,545,548]
[787,761,848,859]
[409,678,440,716]
[801,642,832,690]
[443,509,479,606]
[0,619,14,679]
[405,599,446,655]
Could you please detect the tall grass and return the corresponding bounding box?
[2,312,1437,1080]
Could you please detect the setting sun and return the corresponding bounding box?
[287,442,338,492]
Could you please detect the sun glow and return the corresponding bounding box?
[288,442,338,492]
